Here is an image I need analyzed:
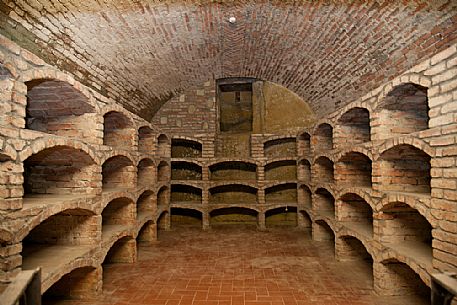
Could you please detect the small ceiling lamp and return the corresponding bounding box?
[228,16,236,24]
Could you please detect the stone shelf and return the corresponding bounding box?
[22,244,94,291]
[385,240,433,272]
[340,221,373,239]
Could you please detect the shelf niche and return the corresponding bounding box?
[312,123,333,152]
[210,161,256,181]
[265,207,297,227]
[103,111,134,148]
[210,207,258,226]
[171,184,202,205]
[375,83,429,140]
[24,146,99,197]
[171,208,202,227]
[25,79,97,142]
[102,156,135,190]
[265,160,297,181]
[313,156,334,184]
[171,161,202,180]
[336,152,372,188]
[314,188,335,219]
[209,184,257,205]
[335,108,370,149]
[265,183,297,204]
[264,137,297,158]
[171,139,202,158]
[377,145,431,194]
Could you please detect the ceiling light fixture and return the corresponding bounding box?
[228,16,236,24]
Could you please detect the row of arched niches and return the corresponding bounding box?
[167,82,445,303]
[0,59,449,304]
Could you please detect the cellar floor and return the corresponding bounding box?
[45,225,429,305]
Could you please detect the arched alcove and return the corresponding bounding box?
[137,158,155,186]
[265,160,297,181]
[312,124,333,151]
[102,156,135,190]
[378,145,431,194]
[23,146,99,197]
[42,266,102,302]
[264,138,297,158]
[298,132,311,156]
[298,159,311,182]
[265,207,297,227]
[339,193,373,237]
[171,208,202,227]
[335,108,370,148]
[171,184,202,205]
[25,79,96,140]
[336,152,372,188]
[138,126,155,153]
[103,111,134,148]
[299,185,312,209]
[171,139,202,158]
[209,184,257,205]
[376,83,429,140]
[157,161,170,182]
[210,161,257,180]
[171,161,202,180]
[314,188,335,219]
[265,183,297,204]
[210,207,258,226]
[313,156,334,184]
[137,190,156,217]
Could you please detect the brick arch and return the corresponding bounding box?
[172,158,204,168]
[137,157,155,167]
[99,234,135,265]
[100,152,135,166]
[209,206,260,214]
[299,208,314,222]
[335,101,373,124]
[101,196,136,213]
[209,181,258,190]
[375,138,434,160]
[376,195,435,227]
[208,158,259,168]
[100,104,135,125]
[14,207,97,243]
[171,205,205,214]
[312,153,335,164]
[134,219,155,240]
[311,185,337,198]
[264,204,298,213]
[312,120,335,134]
[336,233,376,261]
[262,134,297,145]
[0,144,17,162]
[0,228,13,245]
[42,257,99,293]
[335,147,373,162]
[314,218,337,235]
[156,209,170,223]
[378,255,431,287]
[264,180,297,190]
[0,61,15,78]
[137,123,156,133]
[19,138,99,164]
[336,189,377,212]
[171,135,203,145]
[375,73,432,108]
[20,68,98,110]
[263,157,297,167]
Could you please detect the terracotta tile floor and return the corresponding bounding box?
[46,226,429,305]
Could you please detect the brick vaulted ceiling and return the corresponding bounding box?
[1,1,457,121]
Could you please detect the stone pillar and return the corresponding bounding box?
[108,238,137,263]
[202,211,210,231]
[258,212,266,231]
